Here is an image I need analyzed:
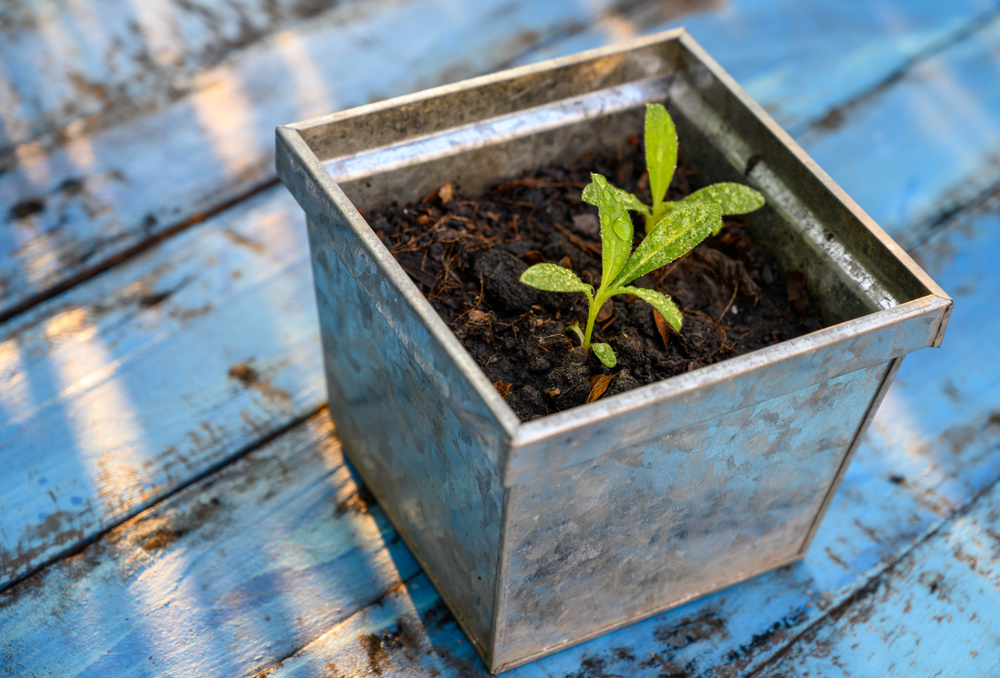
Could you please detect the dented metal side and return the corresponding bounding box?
[277,29,953,672]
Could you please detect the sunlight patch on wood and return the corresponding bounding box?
[599,14,639,42]
[190,72,258,181]
[274,28,335,118]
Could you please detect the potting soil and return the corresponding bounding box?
[364,139,824,421]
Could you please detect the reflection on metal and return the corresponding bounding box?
[321,78,672,185]
[276,29,952,673]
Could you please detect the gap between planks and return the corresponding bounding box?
[747,472,1000,677]
[0,410,423,678]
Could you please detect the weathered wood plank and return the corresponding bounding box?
[799,14,1000,250]
[261,481,1000,677]
[0,411,422,678]
[2,0,997,321]
[860,202,1000,516]
[0,0,625,320]
[515,0,1000,136]
[0,186,324,587]
[755,479,1000,676]
[0,0,350,159]
[267,573,486,678]
[2,2,998,675]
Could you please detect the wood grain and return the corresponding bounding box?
[0,187,324,587]
[755,480,1000,677]
[4,0,1000,597]
[0,0,373,159]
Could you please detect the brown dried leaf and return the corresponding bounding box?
[494,380,512,398]
[653,309,672,348]
[439,182,455,204]
[587,374,613,403]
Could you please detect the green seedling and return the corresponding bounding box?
[617,103,765,233]
[520,173,724,367]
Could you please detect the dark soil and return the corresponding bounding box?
[364,138,824,421]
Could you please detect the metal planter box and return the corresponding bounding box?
[275,29,951,673]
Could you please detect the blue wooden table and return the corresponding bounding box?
[1,1,999,675]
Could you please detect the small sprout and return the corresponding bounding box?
[520,173,723,367]
[606,103,766,234]
[566,321,585,344]
[518,102,766,369]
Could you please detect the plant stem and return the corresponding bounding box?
[582,291,604,349]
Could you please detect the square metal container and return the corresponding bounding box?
[275,29,952,673]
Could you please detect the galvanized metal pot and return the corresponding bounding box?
[275,29,951,673]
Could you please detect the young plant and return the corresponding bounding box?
[617,103,765,233]
[520,173,724,367]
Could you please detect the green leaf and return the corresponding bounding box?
[613,286,683,331]
[645,103,678,212]
[520,263,594,296]
[581,174,634,286]
[612,203,722,286]
[678,183,765,227]
[566,321,585,344]
[592,343,617,368]
[583,181,650,224]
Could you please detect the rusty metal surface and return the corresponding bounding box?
[277,30,952,670]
